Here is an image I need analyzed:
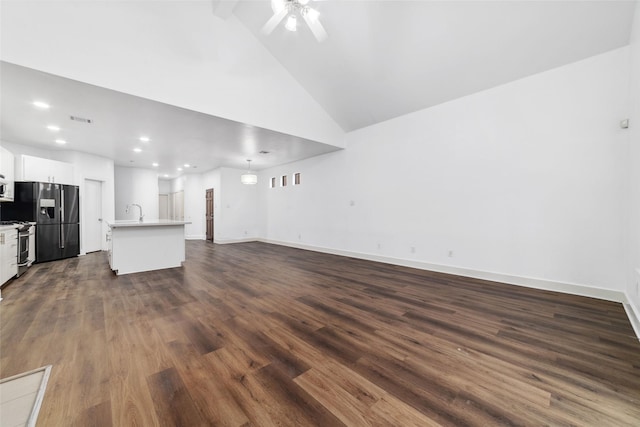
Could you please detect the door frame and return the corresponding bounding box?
[158,193,169,220]
[82,178,103,254]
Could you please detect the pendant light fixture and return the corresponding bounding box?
[241,159,258,185]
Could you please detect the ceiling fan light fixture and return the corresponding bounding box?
[285,14,297,32]
[262,0,327,42]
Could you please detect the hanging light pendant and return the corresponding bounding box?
[241,159,258,185]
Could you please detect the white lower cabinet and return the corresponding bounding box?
[0,228,18,285]
[106,229,113,269]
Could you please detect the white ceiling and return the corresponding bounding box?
[0,61,340,178]
[233,0,636,131]
[0,1,636,176]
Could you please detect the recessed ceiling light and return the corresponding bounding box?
[139,136,150,142]
[177,167,183,171]
[33,101,50,109]
[184,164,190,168]
[55,139,67,145]
[133,148,142,153]
[47,125,60,132]
[164,174,169,178]
[152,162,159,167]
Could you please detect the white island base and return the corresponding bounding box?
[106,220,191,275]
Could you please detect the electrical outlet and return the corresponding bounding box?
[377,243,381,249]
[350,200,355,206]
[411,246,416,253]
[448,250,453,258]
[298,233,301,240]
[244,230,247,235]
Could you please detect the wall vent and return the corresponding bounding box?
[259,150,270,154]
[70,115,92,124]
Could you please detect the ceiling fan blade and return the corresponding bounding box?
[271,0,286,14]
[261,8,288,35]
[302,12,327,42]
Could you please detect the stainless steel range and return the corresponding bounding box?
[0,220,36,276]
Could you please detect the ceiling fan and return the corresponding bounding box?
[261,0,327,42]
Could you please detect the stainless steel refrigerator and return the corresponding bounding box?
[1,182,80,262]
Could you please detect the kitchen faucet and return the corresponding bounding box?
[126,204,144,222]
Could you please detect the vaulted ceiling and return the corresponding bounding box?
[232,0,636,131]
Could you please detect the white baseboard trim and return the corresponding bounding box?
[214,237,259,245]
[623,296,640,341]
[257,238,626,303]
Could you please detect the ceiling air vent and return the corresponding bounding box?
[259,150,270,154]
[70,115,92,124]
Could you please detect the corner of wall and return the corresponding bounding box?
[624,1,640,332]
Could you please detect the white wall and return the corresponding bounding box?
[258,151,348,248]
[259,47,630,296]
[158,179,171,194]
[170,174,204,239]
[218,168,259,242]
[180,167,258,242]
[55,151,115,253]
[626,5,640,324]
[0,1,344,147]
[0,141,55,160]
[0,141,115,254]
[114,166,159,221]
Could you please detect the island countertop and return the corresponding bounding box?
[106,219,191,228]
[106,219,191,275]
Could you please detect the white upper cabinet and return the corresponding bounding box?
[0,147,15,201]
[15,155,74,185]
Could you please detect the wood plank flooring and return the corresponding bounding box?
[1,241,639,426]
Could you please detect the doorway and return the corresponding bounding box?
[206,188,214,242]
[84,179,103,253]
[159,194,169,219]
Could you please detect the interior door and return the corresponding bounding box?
[159,194,169,220]
[206,188,214,241]
[83,179,102,253]
[174,191,184,221]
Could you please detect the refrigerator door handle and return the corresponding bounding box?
[61,187,65,223]
[60,223,65,249]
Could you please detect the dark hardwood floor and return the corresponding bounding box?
[1,241,639,426]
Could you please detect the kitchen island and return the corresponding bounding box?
[106,220,191,275]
